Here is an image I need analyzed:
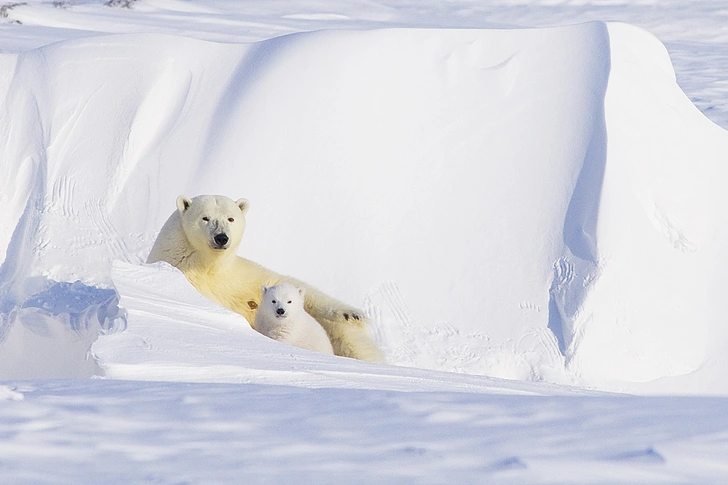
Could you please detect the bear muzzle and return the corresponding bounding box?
[212,232,229,249]
[275,307,287,318]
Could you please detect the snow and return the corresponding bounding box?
[3,380,728,484]
[1,1,728,483]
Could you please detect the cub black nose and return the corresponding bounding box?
[214,233,229,247]
[276,308,285,316]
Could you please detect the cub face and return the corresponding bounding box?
[177,195,250,253]
[260,283,306,319]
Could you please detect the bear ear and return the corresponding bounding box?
[236,198,250,215]
[298,287,306,297]
[261,285,269,293]
[176,196,193,212]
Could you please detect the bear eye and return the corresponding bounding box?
[228,217,234,222]
[271,300,276,304]
[202,217,209,222]
[287,300,292,304]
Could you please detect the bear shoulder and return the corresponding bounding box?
[146,211,191,267]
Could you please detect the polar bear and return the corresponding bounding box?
[146,194,384,362]
[255,283,335,355]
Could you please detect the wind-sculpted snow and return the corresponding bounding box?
[2,379,728,484]
[1,22,727,394]
[0,279,125,379]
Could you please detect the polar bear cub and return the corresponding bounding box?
[255,283,335,355]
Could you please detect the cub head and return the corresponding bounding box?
[177,195,250,255]
[260,283,306,319]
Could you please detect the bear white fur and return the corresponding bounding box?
[147,194,384,362]
[255,283,335,355]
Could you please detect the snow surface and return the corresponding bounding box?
[4,380,728,484]
[2,1,728,483]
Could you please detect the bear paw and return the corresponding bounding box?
[342,312,362,322]
[334,309,367,329]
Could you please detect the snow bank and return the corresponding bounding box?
[1,21,727,393]
[573,23,728,393]
[95,261,584,395]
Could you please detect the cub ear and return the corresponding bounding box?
[236,198,250,215]
[298,287,306,297]
[261,285,269,293]
[176,196,193,212]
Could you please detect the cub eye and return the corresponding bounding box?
[287,301,292,304]
[271,300,276,304]
[228,218,234,222]
[202,217,209,222]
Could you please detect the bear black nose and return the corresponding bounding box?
[214,233,229,247]
[276,308,285,316]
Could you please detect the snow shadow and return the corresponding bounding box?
[201,35,295,173]
[0,279,127,379]
[547,24,611,357]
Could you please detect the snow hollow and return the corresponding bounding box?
[1,20,728,395]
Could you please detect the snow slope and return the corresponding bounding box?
[1,17,727,394]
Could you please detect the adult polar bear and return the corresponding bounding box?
[146,194,384,363]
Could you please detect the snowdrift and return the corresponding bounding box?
[1,22,727,393]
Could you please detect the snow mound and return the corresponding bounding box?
[0,22,727,393]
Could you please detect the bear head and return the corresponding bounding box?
[177,195,250,256]
[260,283,306,319]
